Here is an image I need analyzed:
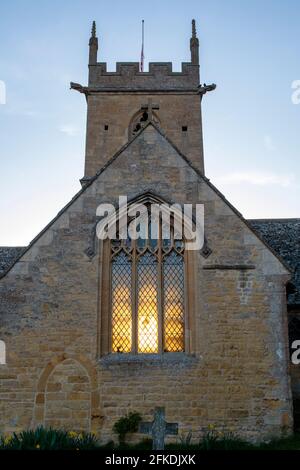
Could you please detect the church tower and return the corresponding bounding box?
[71,20,216,184]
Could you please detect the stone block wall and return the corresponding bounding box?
[0,126,293,442]
[88,62,199,90]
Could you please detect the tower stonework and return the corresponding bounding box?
[72,21,215,182]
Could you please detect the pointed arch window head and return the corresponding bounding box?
[110,206,185,355]
[129,110,161,139]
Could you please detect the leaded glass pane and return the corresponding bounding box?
[111,204,186,355]
[111,251,132,353]
[163,252,184,352]
[137,252,159,353]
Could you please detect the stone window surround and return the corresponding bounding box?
[96,195,198,359]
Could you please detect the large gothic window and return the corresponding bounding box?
[110,212,185,354]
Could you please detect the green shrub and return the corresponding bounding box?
[112,412,142,445]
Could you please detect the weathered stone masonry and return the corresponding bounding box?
[0,21,295,442]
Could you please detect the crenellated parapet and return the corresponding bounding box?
[86,19,201,91]
[88,61,200,90]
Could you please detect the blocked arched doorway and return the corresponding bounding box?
[44,358,91,431]
[33,354,101,433]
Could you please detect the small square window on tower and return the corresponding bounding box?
[104,125,109,131]
[182,126,188,132]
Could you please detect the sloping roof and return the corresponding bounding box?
[0,247,26,276]
[0,122,291,279]
[249,219,300,307]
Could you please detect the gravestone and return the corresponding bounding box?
[139,407,178,450]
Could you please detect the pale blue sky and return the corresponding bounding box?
[0,0,299,246]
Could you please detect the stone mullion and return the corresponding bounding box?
[157,217,164,354]
[131,239,138,354]
[184,250,191,354]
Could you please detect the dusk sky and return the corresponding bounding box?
[0,0,299,246]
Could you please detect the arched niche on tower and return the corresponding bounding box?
[128,109,161,139]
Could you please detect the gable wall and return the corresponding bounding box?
[0,126,293,441]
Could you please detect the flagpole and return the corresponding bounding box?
[140,19,144,72]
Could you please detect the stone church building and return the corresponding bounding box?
[0,21,299,442]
